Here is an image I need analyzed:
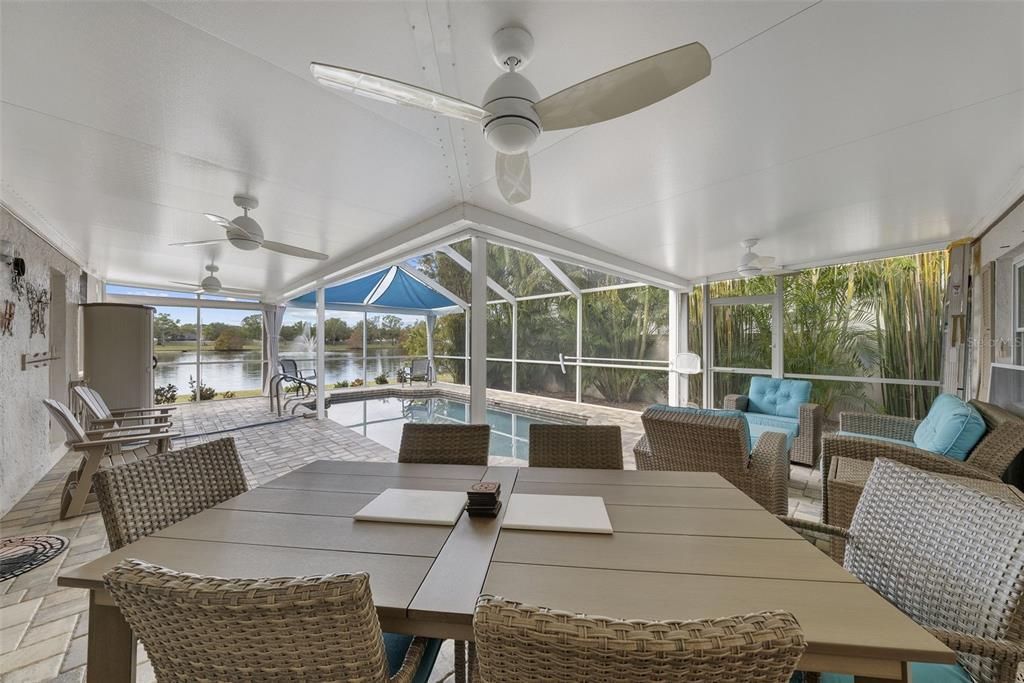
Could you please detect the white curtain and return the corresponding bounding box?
[262,304,287,395]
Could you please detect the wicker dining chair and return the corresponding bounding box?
[104,560,441,683]
[92,437,248,550]
[398,423,491,466]
[818,399,1024,522]
[783,458,1024,683]
[472,596,805,683]
[528,424,623,469]
[635,406,789,515]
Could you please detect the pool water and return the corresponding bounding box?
[327,397,554,460]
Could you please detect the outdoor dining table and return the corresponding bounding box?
[58,460,954,682]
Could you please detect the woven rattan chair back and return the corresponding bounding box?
[639,407,750,476]
[528,424,623,469]
[72,385,112,422]
[966,399,1024,478]
[43,399,87,445]
[473,596,805,683]
[846,458,1024,683]
[92,437,248,550]
[105,560,399,683]
[398,423,490,466]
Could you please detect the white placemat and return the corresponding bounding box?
[501,494,613,534]
[353,489,467,526]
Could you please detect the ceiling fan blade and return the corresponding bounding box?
[216,286,262,296]
[534,42,711,131]
[168,239,230,247]
[203,213,257,240]
[261,240,329,261]
[169,281,203,292]
[496,152,531,204]
[310,62,490,124]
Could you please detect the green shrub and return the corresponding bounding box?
[187,375,216,401]
[334,380,350,389]
[154,384,178,404]
[374,373,389,385]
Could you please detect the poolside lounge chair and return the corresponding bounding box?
[783,458,1024,683]
[403,358,433,386]
[43,399,179,519]
[104,561,441,683]
[280,358,316,383]
[92,437,248,550]
[528,424,623,469]
[473,596,805,683]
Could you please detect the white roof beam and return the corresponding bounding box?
[437,244,515,303]
[535,254,580,297]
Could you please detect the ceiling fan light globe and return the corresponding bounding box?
[228,215,264,250]
[200,275,222,292]
[737,264,762,279]
[485,121,539,154]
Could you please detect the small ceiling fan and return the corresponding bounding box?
[170,194,328,261]
[736,239,784,279]
[311,26,710,204]
[170,264,261,297]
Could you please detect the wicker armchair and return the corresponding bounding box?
[528,425,623,469]
[92,437,248,550]
[819,399,1024,521]
[473,595,805,683]
[783,458,1024,683]
[723,378,822,466]
[635,407,789,515]
[104,560,440,683]
[398,423,490,466]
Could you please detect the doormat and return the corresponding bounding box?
[0,535,69,581]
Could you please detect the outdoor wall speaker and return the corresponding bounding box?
[11,257,26,277]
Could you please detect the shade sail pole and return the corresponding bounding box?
[426,313,435,383]
[316,286,326,419]
[470,236,488,424]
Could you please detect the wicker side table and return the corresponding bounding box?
[826,456,1024,562]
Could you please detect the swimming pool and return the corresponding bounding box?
[326,396,558,459]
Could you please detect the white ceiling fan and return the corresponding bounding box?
[311,26,711,205]
[736,239,784,279]
[170,264,261,297]
[170,194,328,260]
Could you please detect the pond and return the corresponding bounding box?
[153,347,413,394]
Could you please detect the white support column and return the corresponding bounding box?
[702,283,713,409]
[667,288,685,407]
[681,292,690,406]
[315,286,326,419]
[772,275,784,378]
[511,301,518,393]
[575,296,583,403]
[194,302,202,402]
[470,236,488,423]
[362,311,368,385]
[426,313,435,382]
[464,313,470,385]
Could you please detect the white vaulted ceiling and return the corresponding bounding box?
[1,1,1022,295]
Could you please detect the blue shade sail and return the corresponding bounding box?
[289,266,458,312]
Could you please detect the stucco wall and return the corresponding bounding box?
[0,208,91,516]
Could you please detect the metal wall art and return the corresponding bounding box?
[0,300,14,336]
[26,283,49,337]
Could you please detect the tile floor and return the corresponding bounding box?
[0,387,823,682]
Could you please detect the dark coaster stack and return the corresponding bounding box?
[466,481,502,518]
